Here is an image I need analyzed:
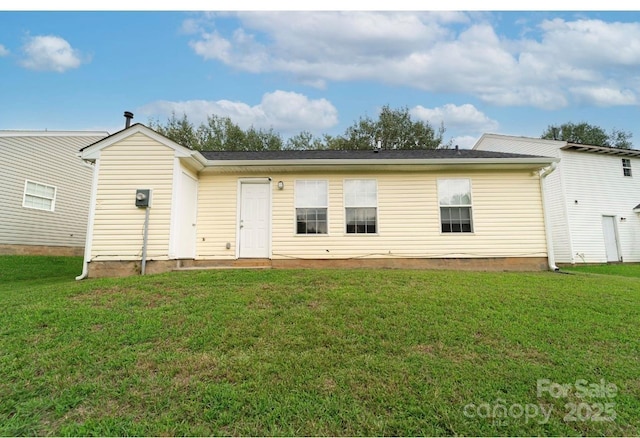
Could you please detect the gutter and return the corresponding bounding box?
[540,162,559,271]
[76,158,101,280]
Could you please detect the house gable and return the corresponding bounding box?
[80,123,203,166]
[473,133,566,158]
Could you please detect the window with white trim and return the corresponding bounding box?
[344,179,377,234]
[438,179,473,233]
[295,180,328,234]
[23,180,57,212]
[622,158,632,177]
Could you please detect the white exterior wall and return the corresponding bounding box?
[0,132,107,248]
[561,150,640,263]
[90,133,176,261]
[474,134,573,262]
[196,169,548,261]
[475,133,640,264]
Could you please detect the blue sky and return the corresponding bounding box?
[1,8,640,148]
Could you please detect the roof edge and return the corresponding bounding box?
[202,157,559,167]
[473,133,567,149]
[80,123,197,159]
[562,144,640,157]
[0,130,109,138]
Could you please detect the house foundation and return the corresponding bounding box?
[0,244,84,257]
[85,256,550,278]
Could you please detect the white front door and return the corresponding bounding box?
[239,182,270,258]
[602,216,621,262]
[176,171,198,258]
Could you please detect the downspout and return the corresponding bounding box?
[76,158,100,280]
[540,162,559,271]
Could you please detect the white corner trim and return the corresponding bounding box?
[168,158,181,260]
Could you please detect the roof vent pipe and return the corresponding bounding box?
[124,111,134,128]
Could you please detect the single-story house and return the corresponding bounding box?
[76,124,559,278]
[0,130,108,256]
[474,133,640,264]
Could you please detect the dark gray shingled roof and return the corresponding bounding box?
[200,148,546,161]
[78,123,551,161]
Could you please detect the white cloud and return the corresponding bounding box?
[536,18,640,67]
[138,90,338,134]
[569,86,637,107]
[186,12,640,109]
[0,44,9,57]
[20,35,84,72]
[190,31,233,63]
[411,103,499,133]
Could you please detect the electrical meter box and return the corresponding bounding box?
[135,189,151,208]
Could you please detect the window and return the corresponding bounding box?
[344,179,377,234]
[23,180,56,212]
[622,159,632,177]
[295,180,328,234]
[438,179,473,233]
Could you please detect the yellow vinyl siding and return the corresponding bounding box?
[91,132,175,260]
[195,174,239,259]
[196,169,547,260]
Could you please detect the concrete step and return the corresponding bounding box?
[174,259,272,271]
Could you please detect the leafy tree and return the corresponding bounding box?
[150,113,283,151]
[333,105,447,150]
[149,112,199,150]
[541,122,633,149]
[195,115,246,151]
[609,128,634,149]
[149,105,449,151]
[245,126,283,151]
[285,131,328,150]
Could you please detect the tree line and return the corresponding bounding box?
[148,107,634,151]
[541,122,632,149]
[148,105,449,152]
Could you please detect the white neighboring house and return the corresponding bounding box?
[474,133,640,264]
[0,130,109,256]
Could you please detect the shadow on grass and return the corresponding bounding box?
[0,255,83,288]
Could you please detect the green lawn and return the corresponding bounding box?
[562,262,640,278]
[0,256,638,436]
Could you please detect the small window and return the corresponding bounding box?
[622,159,632,177]
[345,179,377,234]
[438,179,473,233]
[23,180,56,212]
[295,180,328,234]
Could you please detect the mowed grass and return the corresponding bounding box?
[0,256,638,436]
[562,262,640,278]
